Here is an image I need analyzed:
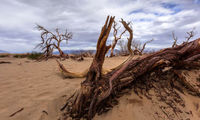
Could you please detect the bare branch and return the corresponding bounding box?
[110,20,127,57]
[185,28,195,43]
[120,19,133,55]
[140,39,154,54]
[172,31,178,48]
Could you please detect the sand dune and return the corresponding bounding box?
[0,57,127,120]
[0,57,199,120]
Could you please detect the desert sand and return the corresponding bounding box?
[0,56,200,120]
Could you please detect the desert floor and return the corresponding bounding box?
[0,56,200,120]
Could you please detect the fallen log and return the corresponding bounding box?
[60,16,200,120]
[0,61,11,64]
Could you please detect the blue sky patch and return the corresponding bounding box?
[162,3,177,9]
[162,3,182,15]
[129,9,143,15]
[194,0,200,4]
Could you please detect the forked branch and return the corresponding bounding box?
[172,31,178,48]
[110,21,127,57]
[140,39,154,54]
[185,28,195,43]
[120,19,133,55]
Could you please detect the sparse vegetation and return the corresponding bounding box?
[0,54,10,58]
[118,40,129,55]
[7,52,43,60]
[27,52,43,60]
[13,54,28,58]
[118,38,153,56]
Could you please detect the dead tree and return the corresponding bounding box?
[185,28,195,43]
[60,16,200,120]
[120,19,133,56]
[118,40,129,55]
[172,28,195,48]
[36,25,72,60]
[110,21,127,57]
[140,39,153,54]
[116,19,133,56]
[132,39,153,55]
[172,31,178,48]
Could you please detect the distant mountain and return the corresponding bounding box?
[54,49,120,55]
[0,50,8,53]
[54,50,96,55]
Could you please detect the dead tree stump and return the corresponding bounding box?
[60,16,200,120]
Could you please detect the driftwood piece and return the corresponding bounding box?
[9,108,24,117]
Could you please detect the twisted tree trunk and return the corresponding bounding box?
[60,16,115,119]
[60,16,200,120]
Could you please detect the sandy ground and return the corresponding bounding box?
[0,57,200,120]
[0,57,128,120]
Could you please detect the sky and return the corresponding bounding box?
[0,0,200,53]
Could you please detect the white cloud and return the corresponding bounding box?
[0,0,200,52]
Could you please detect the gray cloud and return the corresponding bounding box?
[0,0,200,53]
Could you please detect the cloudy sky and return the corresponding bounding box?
[0,0,200,53]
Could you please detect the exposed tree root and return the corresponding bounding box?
[56,59,89,78]
[56,60,111,78]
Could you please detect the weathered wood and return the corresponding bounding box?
[61,16,115,120]
[120,19,133,55]
[62,38,200,120]
[0,61,11,64]
[9,108,24,117]
[61,16,200,120]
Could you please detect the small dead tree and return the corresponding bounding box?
[110,21,127,57]
[118,40,129,55]
[185,28,195,43]
[132,39,153,55]
[140,39,153,54]
[172,31,178,48]
[36,24,72,60]
[172,28,196,47]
